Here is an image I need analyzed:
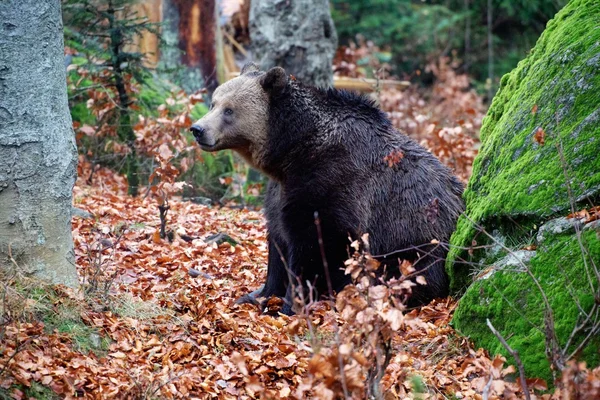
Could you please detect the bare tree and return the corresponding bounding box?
[487,0,494,99]
[0,0,79,287]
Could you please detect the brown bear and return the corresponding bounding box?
[191,63,464,315]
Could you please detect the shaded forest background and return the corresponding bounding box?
[332,0,566,89]
[62,0,565,204]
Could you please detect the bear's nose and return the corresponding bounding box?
[190,124,206,140]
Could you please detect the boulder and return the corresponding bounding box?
[447,0,600,382]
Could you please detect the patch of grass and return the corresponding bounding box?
[0,274,111,357]
[111,292,175,321]
[0,382,61,400]
[45,305,110,355]
[422,332,465,365]
[130,222,146,230]
[294,326,337,352]
[109,292,188,341]
[409,374,427,397]
[42,302,111,357]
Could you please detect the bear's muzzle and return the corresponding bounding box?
[190,124,206,142]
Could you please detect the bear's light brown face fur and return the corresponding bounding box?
[191,64,288,172]
[191,72,270,169]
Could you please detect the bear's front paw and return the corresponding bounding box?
[280,302,295,316]
[235,288,263,305]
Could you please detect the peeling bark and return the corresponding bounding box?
[160,0,218,93]
[175,0,218,92]
[0,0,79,287]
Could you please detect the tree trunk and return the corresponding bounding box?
[250,0,337,87]
[0,0,79,287]
[107,2,139,196]
[160,0,219,94]
[176,0,219,93]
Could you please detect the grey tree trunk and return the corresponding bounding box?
[250,0,337,87]
[0,1,79,287]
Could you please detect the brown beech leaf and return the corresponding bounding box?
[533,127,546,145]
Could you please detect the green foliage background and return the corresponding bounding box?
[331,0,567,92]
[62,0,246,203]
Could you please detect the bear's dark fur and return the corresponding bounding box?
[191,65,464,314]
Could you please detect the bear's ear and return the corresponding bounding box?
[259,67,288,95]
[240,62,260,75]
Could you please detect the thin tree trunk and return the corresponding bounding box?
[487,0,494,100]
[0,0,79,287]
[107,1,139,196]
[177,0,218,92]
[159,0,218,94]
[464,0,471,73]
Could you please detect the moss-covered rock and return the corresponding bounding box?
[447,0,600,383]
[453,222,600,382]
[448,0,600,291]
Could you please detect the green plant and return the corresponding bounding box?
[63,0,161,195]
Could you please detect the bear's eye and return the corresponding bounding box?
[224,108,233,116]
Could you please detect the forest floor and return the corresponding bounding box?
[2,165,597,400]
[2,61,599,398]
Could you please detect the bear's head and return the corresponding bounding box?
[190,63,288,170]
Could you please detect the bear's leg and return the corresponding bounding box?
[235,234,288,305]
[377,243,450,307]
[281,229,351,315]
[281,283,296,315]
[259,235,290,298]
[405,247,450,307]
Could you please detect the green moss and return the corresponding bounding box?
[0,383,60,400]
[40,300,111,356]
[448,0,600,292]
[453,228,600,383]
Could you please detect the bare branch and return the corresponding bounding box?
[463,213,564,370]
[486,319,530,400]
